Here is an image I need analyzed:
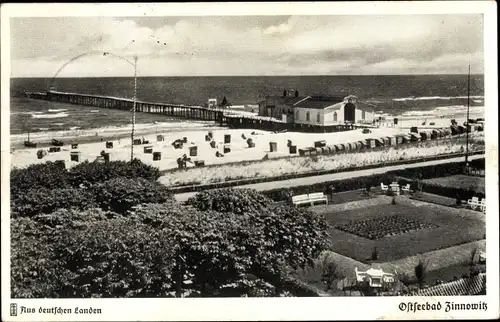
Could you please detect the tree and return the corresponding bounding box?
[186,188,330,294]
[12,187,329,298]
[220,96,231,108]
[414,258,427,289]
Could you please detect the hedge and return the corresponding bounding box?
[261,158,485,202]
[11,187,96,218]
[93,177,174,214]
[69,159,161,187]
[168,151,485,194]
[11,161,70,196]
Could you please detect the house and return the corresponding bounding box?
[355,265,396,289]
[408,273,486,296]
[293,95,375,125]
[258,90,375,125]
[258,89,306,122]
[207,98,217,108]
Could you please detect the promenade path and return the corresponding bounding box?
[173,154,484,202]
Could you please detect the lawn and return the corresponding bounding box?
[328,189,375,205]
[422,174,485,194]
[410,192,459,207]
[320,199,485,263]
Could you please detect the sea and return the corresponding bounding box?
[9,75,484,134]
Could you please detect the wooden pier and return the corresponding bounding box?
[25,90,372,133]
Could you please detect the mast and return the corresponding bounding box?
[465,64,471,165]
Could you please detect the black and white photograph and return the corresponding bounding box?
[1,2,498,321]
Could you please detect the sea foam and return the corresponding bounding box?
[32,112,69,119]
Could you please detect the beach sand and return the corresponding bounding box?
[9,107,484,171]
[10,126,410,171]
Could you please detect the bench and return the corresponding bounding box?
[467,197,480,210]
[380,183,389,192]
[292,193,328,206]
[401,184,411,193]
[480,198,486,213]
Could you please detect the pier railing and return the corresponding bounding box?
[25,90,373,133]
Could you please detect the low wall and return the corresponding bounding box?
[168,151,485,194]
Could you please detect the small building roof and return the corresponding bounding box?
[293,96,345,109]
[259,95,308,107]
[409,273,486,296]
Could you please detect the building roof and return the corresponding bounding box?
[409,273,486,296]
[293,96,345,110]
[259,95,308,107]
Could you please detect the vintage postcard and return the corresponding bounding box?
[1,1,498,321]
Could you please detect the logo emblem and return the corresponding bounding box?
[10,303,18,316]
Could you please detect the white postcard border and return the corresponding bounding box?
[1,2,498,321]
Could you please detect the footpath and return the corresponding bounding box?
[174,154,484,202]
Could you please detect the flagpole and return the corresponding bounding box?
[465,64,470,166]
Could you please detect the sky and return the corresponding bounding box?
[10,14,484,77]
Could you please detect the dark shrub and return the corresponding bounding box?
[11,187,96,218]
[93,177,173,214]
[187,188,274,215]
[69,159,161,187]
[11,162,71,196]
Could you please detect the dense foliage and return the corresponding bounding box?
[11,187,96,218]
[186,188,274,215]
[11,188,329,298]
[93,177,174,214]
[69,159,161,187]
[11,161,70,195]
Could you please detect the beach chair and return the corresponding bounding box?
[401,184,411,193]
[380,183,389,192]
[467,197,480,210]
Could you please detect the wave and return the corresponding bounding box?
[48,109,68,112]
[11,111,43,115]
[31,112,69,119]
[393,95,484,102]
[52,123,65,126]
[90,110,100,113]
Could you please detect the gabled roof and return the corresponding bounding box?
[293,96,345,110]
[259,95,308,107]
[409,273,486,296]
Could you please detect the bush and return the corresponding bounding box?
[11,187,96,218]
[11,162,71,196]
[93,177,174,214]
[186,188,274,215]
[69,159,161,187]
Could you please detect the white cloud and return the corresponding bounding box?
[10,15,484,77]
[263,22,292,35]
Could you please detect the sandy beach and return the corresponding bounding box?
[11,125,413,171]
[9,104,485,172]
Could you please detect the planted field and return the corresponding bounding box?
[335,215,438,240]
[422,174,485,194]
[321,201,485,262]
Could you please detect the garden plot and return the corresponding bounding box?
[335,215,439,240]
[422,174,485,194]
[320,202,485,263]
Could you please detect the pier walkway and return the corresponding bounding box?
[25,90,372,133]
